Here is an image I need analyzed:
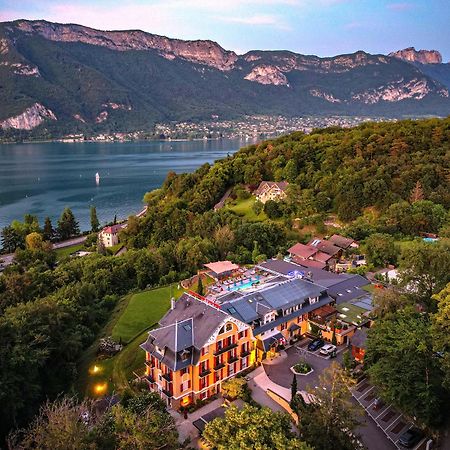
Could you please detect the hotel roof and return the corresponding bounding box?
[204,261,239,275]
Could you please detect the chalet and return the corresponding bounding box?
[99,223,126,248]
[254,181,288,204]
[288,243,317,260]
[141,293,255,409]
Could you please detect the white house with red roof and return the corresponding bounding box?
[99,223,126,247]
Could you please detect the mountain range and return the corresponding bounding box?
[0,20,449,139]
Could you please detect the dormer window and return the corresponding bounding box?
[180,350,190,361]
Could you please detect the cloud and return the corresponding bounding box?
[219,14,290,30]
[344,21,364,30]
[386,2,415,11]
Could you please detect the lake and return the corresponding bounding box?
[0,139,253,231]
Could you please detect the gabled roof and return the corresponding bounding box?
[307,238,341,256]
[293,257,327,269]
[313,251,334,263]
[329,234,355,249]
[288,243,317,259]
[327,275,370,304]
[254,181,289,196]
[102,223,125,234]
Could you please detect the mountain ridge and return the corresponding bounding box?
[0,19,449,139]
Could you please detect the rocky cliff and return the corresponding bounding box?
[0,103,57,130]
[389,47,442,64]
[0,19,449,138]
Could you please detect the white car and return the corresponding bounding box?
[319,344,337,356]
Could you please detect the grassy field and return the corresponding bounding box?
[112,285,183,343]
[77,283,183,397]
[55,243,84,260]
[226,197,267,222]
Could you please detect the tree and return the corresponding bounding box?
[25,232,45,251]
[296,363,363,450]
[364,233,398,267]
[56,208,80,240]
[431,283,450,389]
[264,199,282,219]
[90,206,100,232]
[410,180,424,203]
[1,225,23,253]
[214,225,235,259]
[283,159,297,183]
[8,397,96,450]
[43,217,54,241]
[365,309,445,426]
[197,275,204,296]
[252,200,263,216]
[331,329,337,346]
[372,287,409,318]
[203,404,311,450]
[398,240,450,306]
[291,373,298,406]
[221,377,246,399]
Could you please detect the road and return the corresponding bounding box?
[0,235,88,269]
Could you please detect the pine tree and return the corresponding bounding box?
[90,206,100,232]
[332,329,337,346]
[43,217,54,241]
[410,180,424,203]
[197,275,204,296]
[290,374,298,406]
[57,208,80,240]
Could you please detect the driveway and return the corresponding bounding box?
[262,340,397,450]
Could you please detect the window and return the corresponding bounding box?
[228,307,237,314]
[280,322,287,331]
[201,346,209,356]
[200,376,209,390]
[228,363,235,376]
[226,323,233,332]
[180,367,188,376]
[238,330,247,339]
[180,380,191,392]
[241,357,248,370]
[200,390,208,400]
[183,323,192,331]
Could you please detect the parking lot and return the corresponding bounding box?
[352,378,430,450]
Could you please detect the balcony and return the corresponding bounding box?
[240,350,251,358]
[162,373,172,382]
[199,368,211,378]
[228,355,239,364]
[214,342,238,356]
[162,388,173,398]
[214,362,226,371]
[144,375,154,383]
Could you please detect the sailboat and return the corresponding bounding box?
[95,172,100,185]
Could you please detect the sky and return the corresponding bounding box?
[0,0,449,61]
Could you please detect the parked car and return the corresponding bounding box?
[398,428,424,448]
[319,344,337,356]
[308,339,325,352]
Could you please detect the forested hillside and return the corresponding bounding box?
[1,118,450,443]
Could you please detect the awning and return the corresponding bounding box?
[261,332,284,351]
[288,323,300,332]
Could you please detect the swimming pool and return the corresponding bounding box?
[423,237,438,243]
[227,278,260,291]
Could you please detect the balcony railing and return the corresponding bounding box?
[228,355,239,364]
[240,350,251,357]
[145,375,154,383]
[214,362,226,371]
[199,368,211,378]
[214,342,238,356]
[162,373,172,382]
[161,389,173,398]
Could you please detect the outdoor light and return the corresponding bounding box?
[89,364,102,375]
[94,382,107,394]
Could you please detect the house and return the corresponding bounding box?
[99,223,126,247]
[350,327,368,363]
[288,243,317,260]
[253,181,288,204]
[141,293,255,409]
[307,237,342,258]
[328,234,359,250]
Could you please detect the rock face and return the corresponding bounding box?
[14,20,238,71]
[0,103,57,130]
[389,47,442,64]
[0,61,40,76]
[244,65,288,86]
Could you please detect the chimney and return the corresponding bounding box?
[171,297,176,310]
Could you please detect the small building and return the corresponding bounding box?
[204,261,240,280]
[254,181,289,204]
[99,224,125,248]
[288,243,317,260]
[350,327,368,363]
[328,234,359,250]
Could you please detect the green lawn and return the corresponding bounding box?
[77,283,184,397]
[111,284,183,343]
[55,243,84,260]
[226,197,267,222]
